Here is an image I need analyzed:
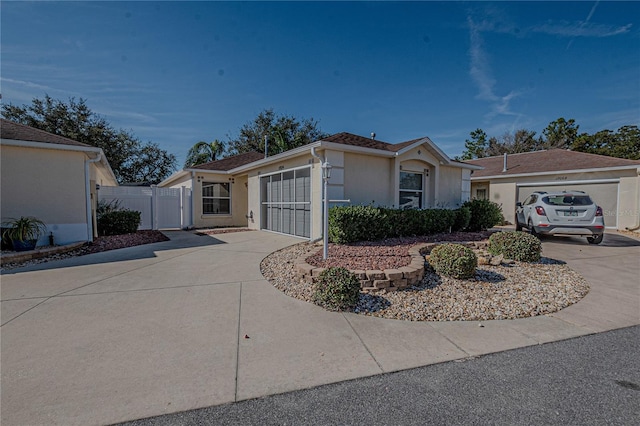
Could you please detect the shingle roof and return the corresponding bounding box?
[190,151,265,171]
[323,132,433,152]
[0,118,92,147]
[466,149,640,178]
[321,132,394,151]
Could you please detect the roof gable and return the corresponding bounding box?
[190,151,264,171]
[467,149,640,178]
[0,118,92,148]
[320,132,451,162]
[321,132,394,151]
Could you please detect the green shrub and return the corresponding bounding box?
[488,231,542,262]
[452,206,471,232]
[463,199,504,231]
[97,210,141,236]
[328,205,387,243]
[328,205,458,243]
[312,267,361,311]
[429,243,477,279]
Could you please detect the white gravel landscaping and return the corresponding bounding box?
[260,239,590,321]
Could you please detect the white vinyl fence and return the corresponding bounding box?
[98,186,192,230]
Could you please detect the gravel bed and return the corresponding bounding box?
[1,230,169,272]
[261,239,590,321]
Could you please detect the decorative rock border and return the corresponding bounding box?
[295,240,490,294]
[0,241,86,266]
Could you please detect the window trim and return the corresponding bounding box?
[399,171,424,209]
[202,181,231,215]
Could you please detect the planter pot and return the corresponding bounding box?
[11,239,37,252]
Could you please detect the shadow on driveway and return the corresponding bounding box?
[0,231,226,275]
[537,232,640,248]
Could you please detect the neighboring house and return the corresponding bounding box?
[160,132,481,240]
[466,149,640,230]
[1,118,118,245]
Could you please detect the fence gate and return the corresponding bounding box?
[98,186,192,230]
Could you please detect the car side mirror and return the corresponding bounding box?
[516,202,522,207]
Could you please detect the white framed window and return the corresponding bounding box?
[399,171,423,209]
[202,182,230,215]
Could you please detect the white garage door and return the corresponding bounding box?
[260,167,311,238]
[517,180,619,228]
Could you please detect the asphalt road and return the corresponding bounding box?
[120,325,639,426]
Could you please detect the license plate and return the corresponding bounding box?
[564,211,578,217]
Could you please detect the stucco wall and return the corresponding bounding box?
[614,175,639,230]
[343,153,393,206]
[488,181,517,224]
[191,173,248,228]
[438,166,464,208]
[1,145,90,244]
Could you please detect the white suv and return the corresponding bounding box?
[515,191,605,244]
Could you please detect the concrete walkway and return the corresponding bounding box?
[1,230,638,425]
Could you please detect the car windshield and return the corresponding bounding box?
[543,195,593,206]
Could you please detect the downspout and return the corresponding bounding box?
[191,171,196,229]
[311,146,325,163]
[85,153,101,242]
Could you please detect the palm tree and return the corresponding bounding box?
[184,140,225,167]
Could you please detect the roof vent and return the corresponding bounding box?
[371,132,376,140]
[502,153,507,172]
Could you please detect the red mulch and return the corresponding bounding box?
[78,230,170,254]
[306,231,492,270]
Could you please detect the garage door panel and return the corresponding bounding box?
[517,183,618,228]
[261,167,311,238]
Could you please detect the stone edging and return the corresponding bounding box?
[0,241,86,266]
[295,241,489,294]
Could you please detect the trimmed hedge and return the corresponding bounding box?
[313,267,361,311]
[328,205,463,244]
[429,243,478,279]
[488,231,542,262]
[97,210,141,236]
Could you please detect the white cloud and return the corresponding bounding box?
[533,21,632,38]
[467,17,522,119]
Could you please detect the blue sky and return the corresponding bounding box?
[2,1,638,165]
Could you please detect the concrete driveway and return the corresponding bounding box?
[1,230,638,425]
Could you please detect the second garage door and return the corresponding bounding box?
[517,180,619,228]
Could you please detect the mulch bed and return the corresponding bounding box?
[306,231,492,270]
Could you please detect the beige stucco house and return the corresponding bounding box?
[1,118,118,245]
[160,132,481,240]
[466,149,640,230]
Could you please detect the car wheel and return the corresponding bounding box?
[516,221,523,232]
[587,234,604,245]
[528,220,539,238]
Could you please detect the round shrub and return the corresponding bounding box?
[488,231,541,262]
[429,243,477,279]
[452,206,471,232]
[462,199,504,231]
[312,267,361,311]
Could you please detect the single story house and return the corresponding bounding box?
[1,118,118,245]
[466,149,640,230]
[160,132,481,240]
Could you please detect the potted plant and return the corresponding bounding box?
[1,216,48,252]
